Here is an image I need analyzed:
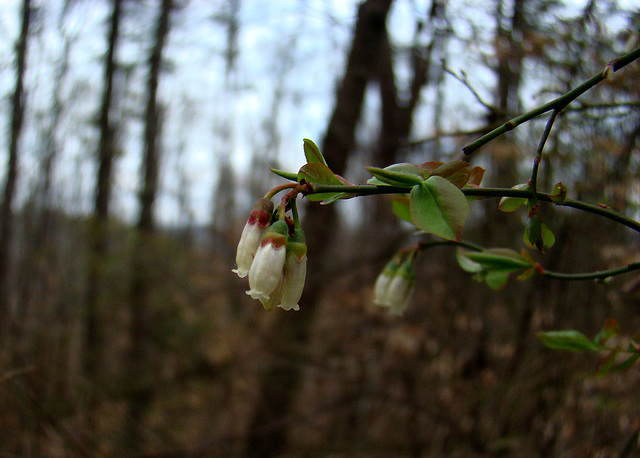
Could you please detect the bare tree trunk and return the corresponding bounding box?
[29,1,73,310]
[473,1,530,435]
[245,1,393,456]
[83,0,122,447]
[37,2,72,238]
[124,0,173,451]
[0,0,31,332]
[367,0,447,243]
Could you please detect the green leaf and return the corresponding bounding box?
[269,167,298,181]
[427,161,471,188]
[599,348,640,375]
[319,192,348,204]
[460,248,537,290]
[594,318,621,347]
[456,249,484,273]
[550,181,568,204]
[597,348,621,376]
[484,271,511,290]
[540,222,555,248]
[419,161,444,173]
[391,195,412,223]
[298,162,341,185]
[303,138,327,165]
[459,248,536,289]
[305,192,344,203]
[298,162,344,202]
[463,248,534,272]
[366,163,423,187]
[524,218,555,251]
[468,166,486,186]
[410,176,469,241]
[537,330,602,352]
[611,351,640,372]
[498,184,529,212]
[524,216,542,250]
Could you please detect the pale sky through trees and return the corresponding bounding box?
[0,0,634,225]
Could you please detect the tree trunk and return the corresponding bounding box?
[137,1,171,233]
[0,0,31,332]
[367,0,447,243]
[83,0,123,447]
[245,1,394,456]
[124,0,173,451]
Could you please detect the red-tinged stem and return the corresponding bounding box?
[264,182,297,200]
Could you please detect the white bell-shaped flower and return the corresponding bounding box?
[374,258,415,316]
[373,258,400,307]
[247,220,288,301]
[278,228,307,311]
[233,198,274,278]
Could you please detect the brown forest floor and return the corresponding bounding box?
[2,216,640,457]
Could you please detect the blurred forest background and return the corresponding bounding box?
[1,0,640,456]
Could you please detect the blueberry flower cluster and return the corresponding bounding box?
[233,189,416,316]
[373,254,416,316]
[233,197,307,312]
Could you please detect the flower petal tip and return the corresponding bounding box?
[232,268,248,278]
[246,289,268,301]
[278,303,300,311]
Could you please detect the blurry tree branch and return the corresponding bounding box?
[444,66,503,116]
[463,46,640,156]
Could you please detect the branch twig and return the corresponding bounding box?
[306,183,640,234]
[462,46,640,156]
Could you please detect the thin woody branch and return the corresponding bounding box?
[306,183,640,234]
[462,46,640,156]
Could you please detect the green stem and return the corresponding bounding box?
[465,188,640,233]
[306,183,640,233]
[462,46,640,156]
[541,262,640,281]
[291,196,300,228]
[529,109,559,207]
[307,183,411,195]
